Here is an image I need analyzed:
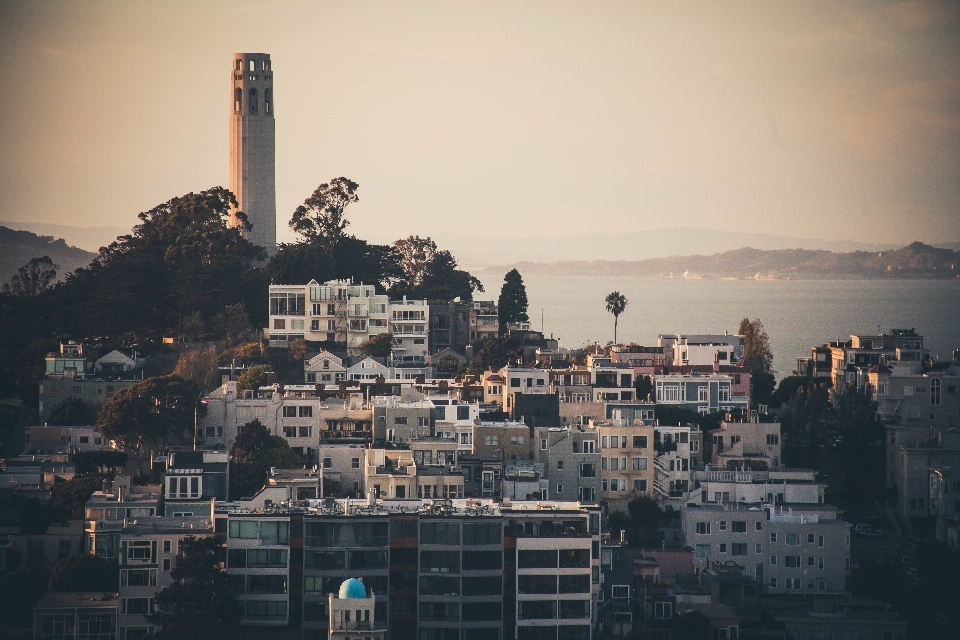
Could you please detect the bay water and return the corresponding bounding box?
[475,274,960,380]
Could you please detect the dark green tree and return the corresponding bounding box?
[390,249,483,302]
[604,291,627,344]
[96,375,201,451]
[738,317,773,373]
[357,332,393,359]
[465,334,524,375]
[3,255,58,296]
[634,375,653,402]
[73,451,128,475]
[49,474,109,520]
[61,187,266,342]
[236,363,270,394]
[497,269,529,335]
[45,397,96,426]
[771,375,809,408]
[147,536,242,640]
[230,419,301,498]
[48,554,119,592]
[289,177,359,249]
[780,382,830,467]
[268,236,400,289]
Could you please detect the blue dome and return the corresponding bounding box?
[338,578,367,599]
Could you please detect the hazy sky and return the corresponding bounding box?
[1,0,958,247]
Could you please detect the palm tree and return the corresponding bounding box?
[605,291,627,344]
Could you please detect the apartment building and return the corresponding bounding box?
[217,497,600,640]
[535,427,602,503]
[681,503,851,595]
[162,450,229,515]
[33,592,119,640]
[689,467,825,506]
[591,363,635,402]
[654,373,749,414]
[593,422,656,511]
[428,301,471,355]
[707,421,782,470]
[390,298,430,366]
[868,358,960,428]
[470,300,500,343]
[474,421,532,462]
[117,516,213,640]
[266,279,389,350]
[372,396,433,444]
[652,425,697,501]
[38,342,140,422]
[658,333,744,367]
[825,328,928,392]
[84,476,161,560]
[891,429,960,536]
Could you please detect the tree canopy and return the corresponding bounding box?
[289,177,359,249]
[3,255,58,296]
[236,364,270,394]
[147,536,241,640]
[739,317,773,373]
[498,269,529,335]
[230,419,301,498]
[45,397,96,426]
[96,375,201,451]
[49,474,109,520]
[48,554,118,592]
[357,332,393,359]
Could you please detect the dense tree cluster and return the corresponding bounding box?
[229,419,301,498]
[147,536,242,640]
[47,554,119,592]
[96,374,201,451]
[498,269,529,335]
[739,317,776,406]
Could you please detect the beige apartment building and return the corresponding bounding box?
[593,422,656,512]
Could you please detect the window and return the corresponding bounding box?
[610,457,619,471]
[785,533,800,545]
[163,540,171,553]
[770,555,777,565]
[634,479,647,492]
[602,436,608,448]
[732,521,747,533]
[808,533,815,544]
[719,543,727,553]
[767,434,779,445]
[632,457,648,470]
[654,602,672,619]
[611,585,630,599]
[696,522,711,535]
[732,543,747,556]
[756,521,763,531]
[633,435,648,448]
[755,543,762,554]
[719,520,727,531]
[298,406,312,417]
[785,555,801,568]
[394,416,408,425]
[122,598,151,615]
[282,406,297,418]
[352,457,360,469]
[299,426,310,438]
[557,484,563,493]
[770,533,777,543]
[931,379,941,406]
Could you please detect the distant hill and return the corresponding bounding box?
[0,221,129,253]
[0,226,95,286]
[481,242,960,279]
[436,226,912,267]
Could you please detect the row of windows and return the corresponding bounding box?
[601,435,650,449]
[602,478,647,492]
[600,456,649,471]
[228,520,289,544]
[517,600,590,620]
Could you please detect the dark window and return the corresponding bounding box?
[633,435,648,448]
[518,549,558,568]
[518,574,557,594]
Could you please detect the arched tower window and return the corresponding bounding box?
[235,59,242,71]
[234,87,242,112]
[264,88,272,114]
[248,60,255,71]
[249,87,258,113]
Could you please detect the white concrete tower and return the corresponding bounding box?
[229,53,277,253]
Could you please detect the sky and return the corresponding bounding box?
[0,0,958,248]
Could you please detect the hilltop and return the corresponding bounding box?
[482,242,960,279]
[0,225,95,285]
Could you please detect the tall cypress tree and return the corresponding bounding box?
[497,269,529,335]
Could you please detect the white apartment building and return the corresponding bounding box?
[654,373,749,414]
[659,333,744,367]
[681,503,851,595]
[688,467,825,506]
[390,298,430,365]
[266,279,388,350]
